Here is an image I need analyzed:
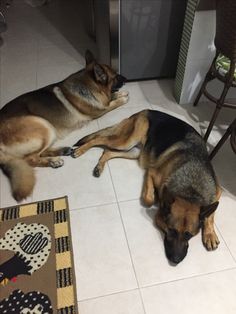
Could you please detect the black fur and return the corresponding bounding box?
[145,110,217,206]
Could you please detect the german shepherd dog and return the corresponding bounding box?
[72,110,221,264]
[0,50,127,201]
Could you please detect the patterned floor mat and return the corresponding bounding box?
[0,196,78,314]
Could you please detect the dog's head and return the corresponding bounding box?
[160,188,219,264]
[85,50,126,93]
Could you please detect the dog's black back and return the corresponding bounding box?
[145,110,198,157]
[145,110,217,206]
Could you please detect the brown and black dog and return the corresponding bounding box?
[0,50,127,201]
[72,109,221,264]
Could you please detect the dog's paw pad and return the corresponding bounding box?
[203,232,220,251]
[122,95,129,104]
[121,90,129,97]
[71,149,79,158]
[93,166,101,177]
[50,159,64,168]
[62,147,73,156]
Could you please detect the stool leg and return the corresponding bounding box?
[193,52,219,107]
[204,61,235,141]
[193,71,213,107]
[209,124,232,159]
[204,104,222,141]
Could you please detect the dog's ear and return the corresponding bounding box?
[200,201,219,220]
[85,50,95,65]
[94,64,108,84]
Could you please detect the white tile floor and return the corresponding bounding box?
[0,2,236,314]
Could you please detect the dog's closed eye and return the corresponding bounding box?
[168,228,178,237]
[183,231,193,240]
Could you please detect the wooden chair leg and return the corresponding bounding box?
[210,122,233,159]
[204,104,222,141]
[193,52,219,107]
[204,61,235,141]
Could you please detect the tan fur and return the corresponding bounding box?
[0,150,35,201]
[0,51,127,201]
[72,109,221,257]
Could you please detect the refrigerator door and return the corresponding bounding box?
[120,0,187,80]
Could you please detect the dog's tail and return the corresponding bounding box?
[0,150,35,202]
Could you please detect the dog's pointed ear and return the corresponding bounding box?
[94,64,107,84]
[85,50,95,65]
[200,201,219,220]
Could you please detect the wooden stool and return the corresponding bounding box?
[210,118,236,159]
[194,0,236,141]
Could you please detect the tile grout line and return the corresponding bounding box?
[69,200,119,211]
[77,287,140,304]
[107,162,147,314]
[69,197,142,212]
[215,223,236,264]
[139,265,236,290]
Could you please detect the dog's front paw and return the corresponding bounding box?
[61,147,73,156]
[71,147,83,158]
[49,158,64,168]
[112,90,129,100]
[120,95,129,105]
[142,193,155,208]
[203,231,220,251]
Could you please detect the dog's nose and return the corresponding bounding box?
[169,255,183,265]
[117,74,126,83]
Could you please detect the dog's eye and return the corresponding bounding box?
[184,231,192,240]
[169,228,178,237]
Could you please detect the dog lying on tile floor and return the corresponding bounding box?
[72,109,221,264]
[0,50,127,201]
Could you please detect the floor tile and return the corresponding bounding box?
[211,145,236,197]
[97,106,133,130]
[70,204,138,300]
[37,41,85,70]
[0,52,37,106]
[32,147,116,210]
[36,63,83,88]
[78,290,145,314]
[119,199,236,287]
[141,269,236,314]
[109,159,144,202]
[139,79,176,104]
[123,82,151,108]
[215,191,236,260]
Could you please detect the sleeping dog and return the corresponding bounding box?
[0,50,127,201]
[72,109,221,264]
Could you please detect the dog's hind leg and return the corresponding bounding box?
[202,213,220,250]
[40,147,72,157]
[93,147,140,177]
[25,154,64,168]
[72,111,149,158]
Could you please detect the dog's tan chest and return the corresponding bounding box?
[53,86,92,126]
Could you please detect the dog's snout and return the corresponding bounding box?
[117,74,126,83]
[112,74,126,92]
[169,254,183,265]
[164,235,189,265]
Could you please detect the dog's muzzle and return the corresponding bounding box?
[112,74,126,92]
[164,236,189,265]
